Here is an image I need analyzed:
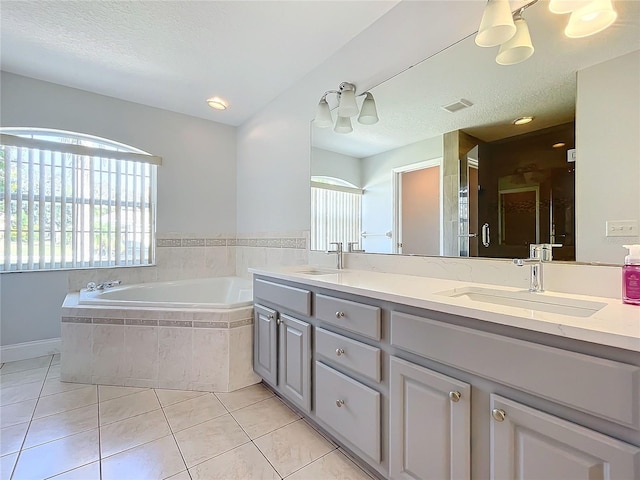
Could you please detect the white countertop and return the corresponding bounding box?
[249,266,640,353]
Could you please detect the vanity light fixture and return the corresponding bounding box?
[513,116,534,125]
[496,8,535,65]
[313,82,379,134]
[476,0,537,66]
[563,0,618,38]
[206,97,228,110]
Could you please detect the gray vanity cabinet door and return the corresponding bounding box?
[389,357,471,480]
[253,304,278,386]
[490,394,640,480]
[278,314,311,413]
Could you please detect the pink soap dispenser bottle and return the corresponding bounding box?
[623,245,640,305]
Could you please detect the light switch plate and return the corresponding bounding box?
[606,220,639,237]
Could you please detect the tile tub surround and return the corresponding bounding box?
[60,296,260,392]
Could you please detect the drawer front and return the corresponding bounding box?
[316,328,381,382]
[315,362,381,463]
[316,294,381,340]
[254,279,311,316]
[391,311,640,430]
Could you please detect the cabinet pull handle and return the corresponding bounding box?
[336,399,345,408]
[449,391,461,402]
[335,311,345,319]
[336,348,345,356]
[492,408,506,422]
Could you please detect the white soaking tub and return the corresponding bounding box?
[61,276,260,392]
[78,277,253,309]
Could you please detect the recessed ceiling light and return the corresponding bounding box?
[206,97,228,110]
[513,116,534,125]
[552,142,566,148]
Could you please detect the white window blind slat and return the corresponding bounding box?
[311,186,361,252]
[16,148,23,270]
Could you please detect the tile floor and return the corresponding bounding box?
[0,355,373,480]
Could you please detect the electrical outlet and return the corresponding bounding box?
[606,220,639,237]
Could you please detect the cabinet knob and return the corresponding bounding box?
[335,311,345,319]
[336,399,345,408]
[267,314,274,320]
[276,317,281,326]
[335,348,345,356]
[492,408,506,422]
[449,391,461,402]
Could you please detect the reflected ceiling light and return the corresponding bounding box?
[496,9,535,65]
[475,0,517,47]
[513,116,534,125]
[206,97,228,110]
[313,82,379,134]
[553,142,566,148]
[564,0,617,38]
[549,0,589,14]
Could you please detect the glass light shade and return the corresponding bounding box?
[496,17,535,66]
[334,115,353,134]
[206,97,228,110]
[475,0,517,47]
[337,88,359,117]
[549,0,589,14]
[565,0,617,38]
[357,93,379,125]
[313,98,333,128]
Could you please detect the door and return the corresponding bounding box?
[253,304,278,386]
[490,394,640,480]
[400,166,441,255]
[389,357,471,480]
[278,314,311,412]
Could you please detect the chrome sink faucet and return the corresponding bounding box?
[327,242,344,269]
[87,280,122,291]
[347,242,365,253]
[513,244,562,292]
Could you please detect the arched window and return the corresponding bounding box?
[0,128,161,271]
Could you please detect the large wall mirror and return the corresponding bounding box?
[311,0,640,264]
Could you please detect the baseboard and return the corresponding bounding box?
[0,338,61,363]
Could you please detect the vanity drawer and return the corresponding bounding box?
[254,279,311,316]
[391,311,640,430]
[315,362,381,463]
[316,328,381,382]
[315,294,381,340]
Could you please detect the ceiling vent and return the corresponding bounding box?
[441,99,474,113]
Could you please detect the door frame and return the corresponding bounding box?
[392,158,443,255]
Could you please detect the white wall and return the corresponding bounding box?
[311,147,362,187]
[0,72,238,348]
[576,50,640,264]
[360,136,443,253]
[236,1,486,237]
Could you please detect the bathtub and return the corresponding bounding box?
[61,276,261,392]
[78,277,253,309]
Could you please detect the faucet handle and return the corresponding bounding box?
[347,242,364,253]
[328,242,343,252]
[540,243,563,261]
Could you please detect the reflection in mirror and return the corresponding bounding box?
[310,0,640,263]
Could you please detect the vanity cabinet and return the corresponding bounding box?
[389,356,471,480]
[253,279,312,412]
[252,274,640,480]
[490,395,640,480]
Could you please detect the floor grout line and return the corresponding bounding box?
[152,388,190,477]
[97,385,103,480]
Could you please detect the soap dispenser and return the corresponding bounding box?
[622,245,640,305]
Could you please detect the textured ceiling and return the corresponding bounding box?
[312,0,640,158]
[0,0,398,126]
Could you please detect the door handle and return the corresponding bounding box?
[481,223,490,247]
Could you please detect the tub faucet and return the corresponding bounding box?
[327,242,344,269]
[513,244,562,292]
[96,280,122,290]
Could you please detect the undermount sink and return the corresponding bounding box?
[436,286,607,318]
[293,267,340,276]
